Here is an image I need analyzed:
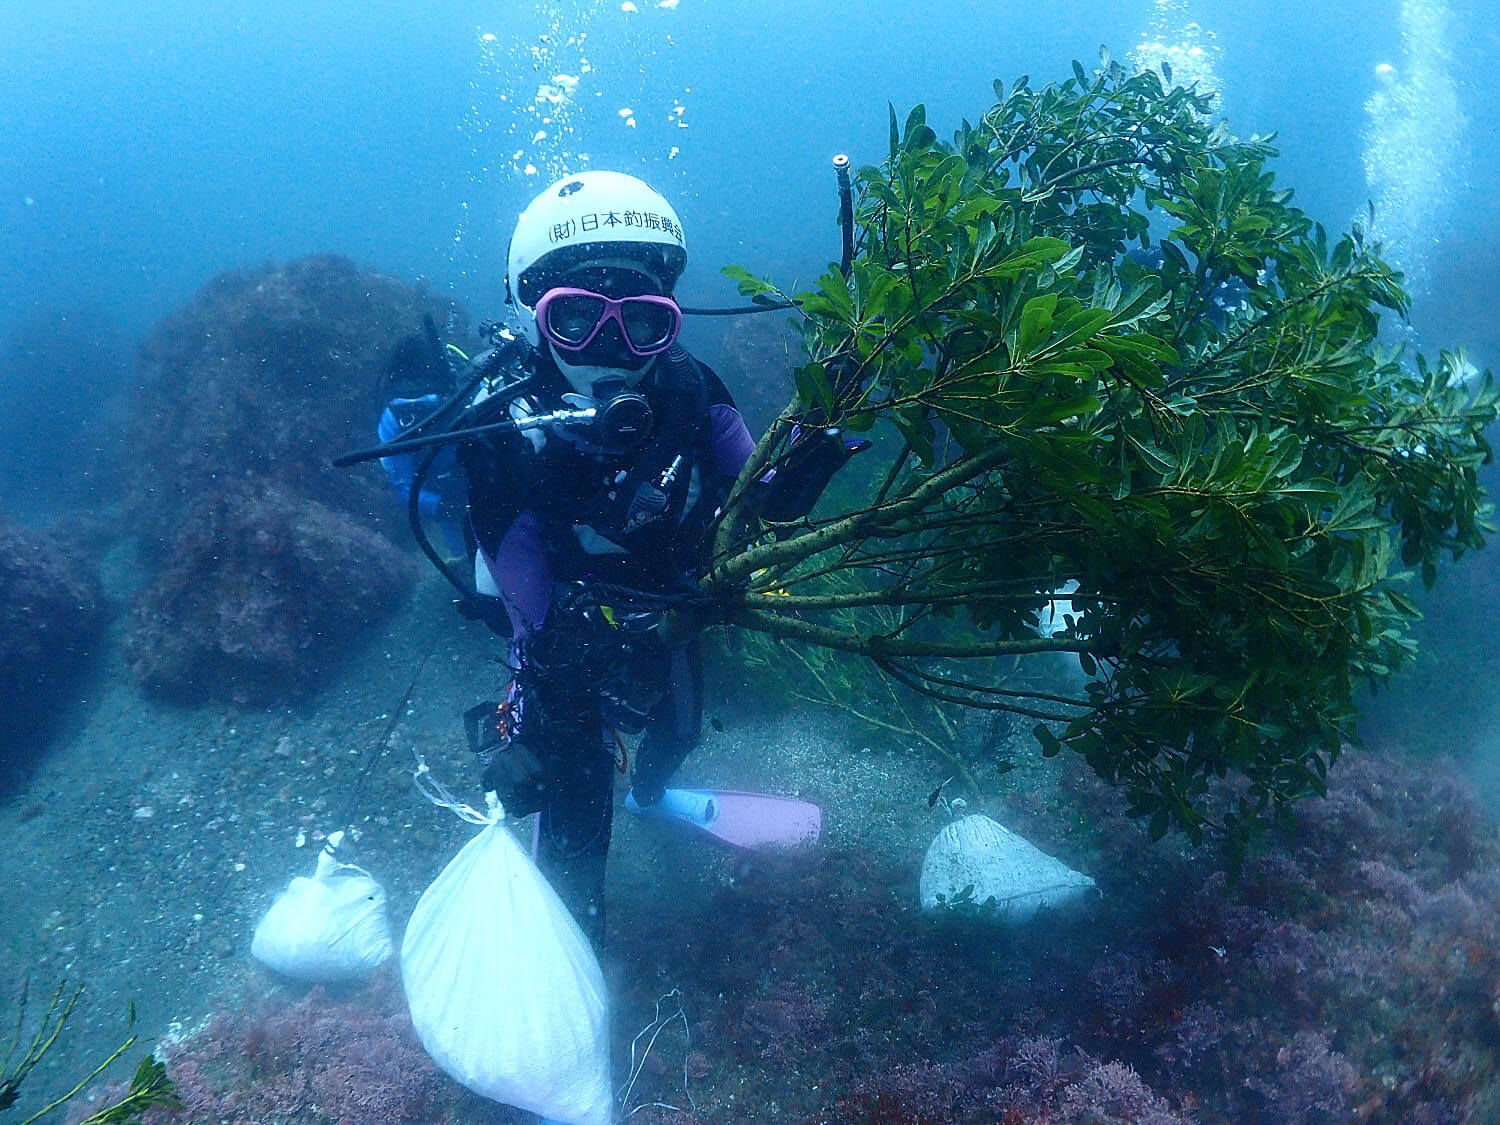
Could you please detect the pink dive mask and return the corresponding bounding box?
[534,287,683,358]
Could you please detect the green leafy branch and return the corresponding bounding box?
[1,981,178,1125]
[705,56,1498,844]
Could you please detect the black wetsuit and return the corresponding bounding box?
[457,346,754,946]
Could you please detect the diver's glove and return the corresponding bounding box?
[652,605,714,650]
[455,593,512,638]
[746,425,871,524]
[463,685,550,816]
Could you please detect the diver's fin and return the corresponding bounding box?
[625,787,821,850]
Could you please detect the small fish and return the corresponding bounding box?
[709,717,725,733]
[926,775,955,808]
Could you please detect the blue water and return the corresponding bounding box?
[5,1,1493,354]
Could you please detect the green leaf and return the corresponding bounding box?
[77,1055,180,1123]
[1039,307,1114,355]
[1013,293,1059,357]
[1385,588,1421,618]
[1026,394,1102,427]
[1128,434,1178,476]
[1148,806,1170,841]
[890,408,937,464]
[721,265,781,305]
[794,363,833,417]
[903,103,927,142]
[1033,723,1063,757]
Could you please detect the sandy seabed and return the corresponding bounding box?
[0,572,951,1121]
[9,564,1500,1123]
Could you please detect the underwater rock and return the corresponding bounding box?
[114,254,458,706]
[715,310,797,435]
[0,515,105,761]
[125,483,413,704]
[125,253,469,538]
[0,517,106,677]
[919,813,1097,923]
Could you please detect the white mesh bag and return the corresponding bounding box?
[919,813,1096,924]
[401,772,611,1125]
[251,839,393,983]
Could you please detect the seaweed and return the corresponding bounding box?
[1,981,177,1125]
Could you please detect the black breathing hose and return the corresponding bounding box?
[334,395,536,467]
[407,441,471,602]
[679,303,794,316]
[655,343,706,449]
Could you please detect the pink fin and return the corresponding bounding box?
[701,790,822,850]
[630,788,822,850]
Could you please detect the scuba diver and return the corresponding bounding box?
[453,171,756,946]
[341,168,848,953]
[377,315,470,560]
[328,163,854,1125]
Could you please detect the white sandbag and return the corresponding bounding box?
[402,815,611,1125]
[251,841,393,983]
[919,814,1096,924]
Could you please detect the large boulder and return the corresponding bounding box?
[126,484,414,704]
[117,255,470,705]
[0,515,105,763]
[126,254,469,536]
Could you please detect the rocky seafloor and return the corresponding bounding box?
[0,565,1496,1124]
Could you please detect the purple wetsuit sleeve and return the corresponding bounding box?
[478,508,552,639]
[706,403,755,478]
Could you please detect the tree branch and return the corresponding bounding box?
[731,606,1093,660]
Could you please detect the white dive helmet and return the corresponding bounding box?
[506,170,688,349]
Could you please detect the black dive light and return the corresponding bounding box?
[676,152,855,317]
[834,153,854,278]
